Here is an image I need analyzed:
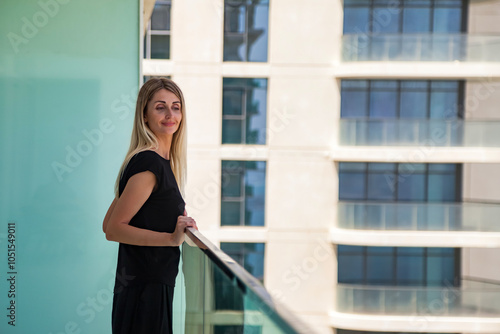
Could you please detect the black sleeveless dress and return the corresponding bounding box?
[112,150,185,334]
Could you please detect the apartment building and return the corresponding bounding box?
[143,0,500,333]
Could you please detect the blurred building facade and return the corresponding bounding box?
[143,0,500,333]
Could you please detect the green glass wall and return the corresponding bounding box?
[0,0,139,332]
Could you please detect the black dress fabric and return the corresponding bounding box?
[112,150,185,334]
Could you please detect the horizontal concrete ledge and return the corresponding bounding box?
[329,311,500,333]
[329,146,500,163]
[333,62,500,79]
[330,227,500,248]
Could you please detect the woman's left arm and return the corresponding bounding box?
[102,198,118,233]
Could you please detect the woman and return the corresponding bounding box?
[102,78,197,334]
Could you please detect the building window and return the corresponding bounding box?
[339,163,461,202]
[338,245,460,286]
[343,0,466,35]
[341,80,464,119]
[340,80,465,145]
[221,242,265,282]
[343,0,468,60]
[221,160,266,226]
[144,1,171,59]
[224,0,269,62]
[222,78,268,144]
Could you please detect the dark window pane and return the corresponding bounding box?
[433,8,461,33]
[339,162,366,172]
[221,201,242,226]
[403,7,431,33]
[225,4,246,33]
[367,255,394,283]
[339,172,366,200]
[373,6,400,33]
[400,91,428,118]
[223,89,244,115]
[428,174,456,202]
[367,173,396,201]
[224,34,246,61]
[427,256,455,285]
[343,8,370,33]
[151,3,171,30]
[222,119,243,144]
[338,255,364,283]
[341,91,368,118]
[368,163,395,172]
[369,91,398,118]
[222,171,242,197]
[397,255,424,283]
[398,174,426,201]
[430,92,458,118]
[151,35,170,59]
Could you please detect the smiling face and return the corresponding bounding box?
[144,89,182,138]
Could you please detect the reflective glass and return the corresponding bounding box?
[225,4,246,33]
[224,34,246,61]
[222,171,242,197]
[430,91,459,118]
[367,255,394,283]
[398,174,426,201]
[223,88,245,115]
[343,8,370,33]
[428,174,456,202]
[403,8,431,32]
[397,255,424,283]
[247,4,269,62]
[338,255,364,283]
[222,119,243,143]
[368,173,396,200]
[246,87,267,144]
[400,91,428,118]
[339,172,366,200]
[151,3,171,30]
[433,8,461,33]
[369,91,398,118]
[151,35,170,59]
[221,201,242,226]
[341,91,368,118]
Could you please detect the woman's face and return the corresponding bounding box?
[144,89,182,138]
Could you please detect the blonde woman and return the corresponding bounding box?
[102,78,197,334]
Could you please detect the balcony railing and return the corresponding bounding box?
[342,33,500,62]
[338,201,500,232]
[174,228,313,333]
[337,281,500,317]
[340,119,500,147]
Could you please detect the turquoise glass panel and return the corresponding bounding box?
[0,1,139,333]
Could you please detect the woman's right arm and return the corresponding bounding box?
[103,171,195,246]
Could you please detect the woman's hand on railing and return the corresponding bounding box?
[171,213,197,246]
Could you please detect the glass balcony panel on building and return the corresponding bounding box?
[339,80,471,146]
[221,161,266,226]
[222,78,268,144]
[224,0,269,62]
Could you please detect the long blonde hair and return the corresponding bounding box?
[114,78,187,197]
